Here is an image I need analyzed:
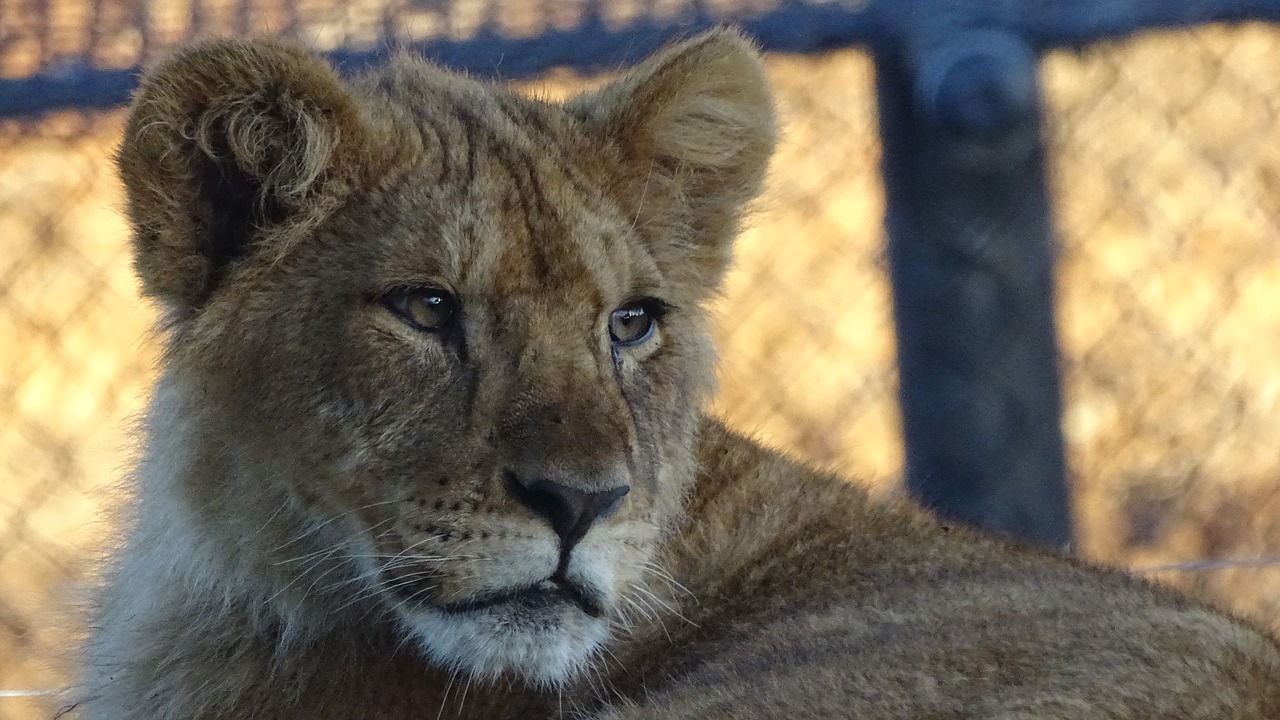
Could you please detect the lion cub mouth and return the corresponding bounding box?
[441,577,604,619]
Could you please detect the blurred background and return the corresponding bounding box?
[1,1,1279,717]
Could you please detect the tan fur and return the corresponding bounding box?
[76,29,1280,719]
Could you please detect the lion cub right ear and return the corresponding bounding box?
[118,40,389,316]
[566,28,776,292]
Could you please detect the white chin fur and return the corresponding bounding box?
[403,605,610,687]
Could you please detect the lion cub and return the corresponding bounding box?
[77,28,1279,720]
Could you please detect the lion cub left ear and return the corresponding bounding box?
[568,28,777,291]
[118,40,396,317]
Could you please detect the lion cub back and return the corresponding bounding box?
[597,421,1280,719]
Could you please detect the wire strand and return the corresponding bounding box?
[1130,557,1280,574]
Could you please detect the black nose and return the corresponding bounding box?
[505,474,630,549]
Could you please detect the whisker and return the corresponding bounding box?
[630,582,697,628]
[634,598,673,642]
[263,542,346,605]
[456,675,472,718]
[436,670,458,720]
[640,561,697,602]
[271,500,402,553]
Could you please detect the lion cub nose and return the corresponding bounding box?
[505,474,630,549]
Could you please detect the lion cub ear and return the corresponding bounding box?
[118,40,384,315]
[568,28,776,288]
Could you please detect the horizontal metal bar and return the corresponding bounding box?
[0,4,879,118]
[914,0,1280,48]
[3,0,1278,118]
[0,67,137,118]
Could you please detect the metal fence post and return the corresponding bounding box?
[873,29,1073,549]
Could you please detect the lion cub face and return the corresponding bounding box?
[118,30,773,686]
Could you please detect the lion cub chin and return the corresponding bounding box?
[402,598,610,687]
[77,27,1280,720]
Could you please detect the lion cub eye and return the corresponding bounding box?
[609,301,661,347]
[384,288,457,332]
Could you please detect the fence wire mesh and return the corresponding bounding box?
[1043,23,1280,619]
[1,17,1279,719]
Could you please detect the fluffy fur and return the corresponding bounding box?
[76,29,1280,719]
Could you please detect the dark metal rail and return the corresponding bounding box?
[4,1,1280,117]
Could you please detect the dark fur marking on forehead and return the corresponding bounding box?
[492,96,602,199]
[367,69,646,306]
[493,97,566,160]
[417,118,448,186]
[446,98,609,301]
[460,116,481,188]
[485,100,673,298]
[420,104,482,188]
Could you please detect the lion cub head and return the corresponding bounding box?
[118,29,773,686]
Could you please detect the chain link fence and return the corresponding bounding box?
[1044,23,1280,613]
[1,7,1279,717]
